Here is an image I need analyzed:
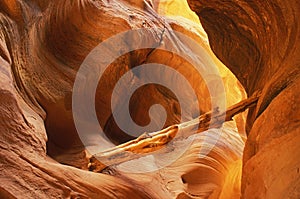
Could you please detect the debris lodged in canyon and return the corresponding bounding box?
[0,0,299,198]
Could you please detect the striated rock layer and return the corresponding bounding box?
[0,0,247,198]
[188,0,300,198]
[3,0,298,198]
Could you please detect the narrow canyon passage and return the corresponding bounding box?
[0,0,299,199]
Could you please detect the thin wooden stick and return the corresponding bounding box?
[89,91,261,172]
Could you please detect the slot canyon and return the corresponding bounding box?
[0,0,299,198]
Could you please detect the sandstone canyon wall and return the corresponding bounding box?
[188,0,300,198]
[0,0,299,198]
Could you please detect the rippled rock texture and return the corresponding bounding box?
[0,0,247,198]
[1,0,298,198]
[188,0,300,198]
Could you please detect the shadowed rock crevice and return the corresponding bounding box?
[3,0,298,198]
[1,0,248,198]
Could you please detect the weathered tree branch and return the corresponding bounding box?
[89,91,261,172]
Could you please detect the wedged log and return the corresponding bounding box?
[0,0,250,198]
[90,91,261,172]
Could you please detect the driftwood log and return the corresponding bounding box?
[89,91,261,172]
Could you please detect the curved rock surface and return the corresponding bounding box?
[188,0,300,198]
[2,0,297,198]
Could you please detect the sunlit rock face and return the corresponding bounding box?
[155,0,247,136]
[0,0,248,198]
[188,0,300,198]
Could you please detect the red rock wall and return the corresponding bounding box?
[188,0,300,198]
[2,0,298,198]
[0,0,246,198]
